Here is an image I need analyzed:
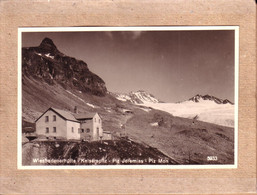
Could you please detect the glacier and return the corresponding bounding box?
[142,99,234,127]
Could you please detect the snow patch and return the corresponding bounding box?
[139,107,151,112]
[104,107,112,113]
[116,97,127,102]
[45,53,54,59]
[35,52,42,56]
[35,52,54,59]
[66,90,97,108]
[116,94,132,102]
[150,122,159,127]
[66,90,86,103]
[86,103,95,108]
[122,109,133,113]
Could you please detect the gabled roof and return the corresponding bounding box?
[35,107,79,123]
[51,107,78,121]
[74,113,98,120]
[35,107,99,123]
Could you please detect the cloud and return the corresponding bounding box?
[104,31,113,39]
[131,31,143,39]
[104,31,144,40]
[121,31,143,40]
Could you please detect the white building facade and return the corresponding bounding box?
[35,107,102,141]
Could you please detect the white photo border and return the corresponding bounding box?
[17,26,239,170]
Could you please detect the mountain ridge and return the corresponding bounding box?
[114,90,162,104]
[22,37,107,96]
[114,92,235,128]
[188,94,234,105]
[114,91,233,106]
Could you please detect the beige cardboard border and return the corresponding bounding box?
[0,0,256,194]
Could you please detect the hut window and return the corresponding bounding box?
[53,115,56,121]
[97,127,99,137]
[81,129,84,133]
[72,127,74,133]
[86,128,90,133]
[46,127,49,133]
[45,116,49,122]
[53,127,56,133]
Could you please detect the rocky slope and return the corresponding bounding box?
[22,37,107,96]
[125,109,234,164]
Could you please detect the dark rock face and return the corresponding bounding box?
[22,37,107,96]
[39,37,58,52]
[189,94,234,105]
[222,99,233,104]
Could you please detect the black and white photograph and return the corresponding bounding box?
[18,27,238,168]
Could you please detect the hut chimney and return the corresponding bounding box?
[74,106,78,114]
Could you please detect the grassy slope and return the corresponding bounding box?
[22,77,234,165]
[125,109,234,164]
[23,75,127,121]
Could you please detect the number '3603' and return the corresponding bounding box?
[207,156,218,161]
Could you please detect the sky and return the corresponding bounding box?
[22,29,235,103]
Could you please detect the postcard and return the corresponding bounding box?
[18,26,239,169]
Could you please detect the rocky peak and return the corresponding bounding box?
[189,94,233,105]
[115,90,161,104]
[38,37,58,53]
[22,37,107,96]
[223,99,233,104]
